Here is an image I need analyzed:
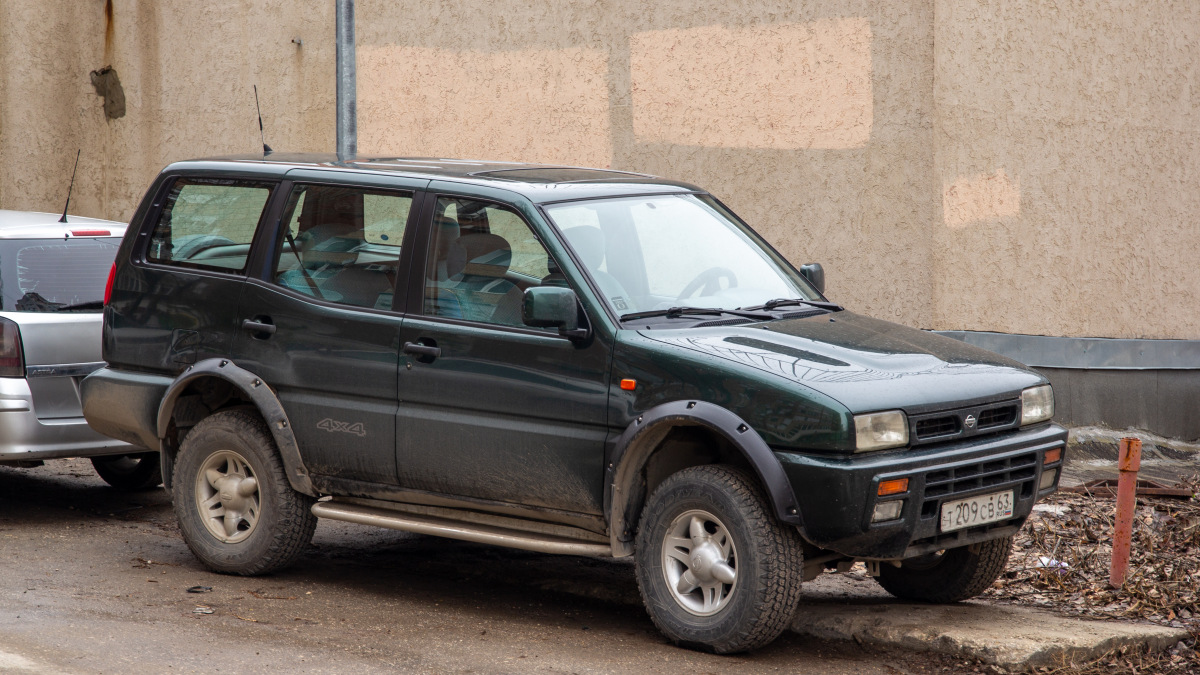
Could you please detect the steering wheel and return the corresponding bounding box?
[677,267,738,301]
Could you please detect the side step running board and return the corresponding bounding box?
[312,500,613,557]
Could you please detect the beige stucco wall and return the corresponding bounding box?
[2,0,1197,339]
[355,0,938,328]
[0,0,335,226]
[931,1,1200,339]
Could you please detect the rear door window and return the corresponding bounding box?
[271,184,412,310]
[146,178,275,273]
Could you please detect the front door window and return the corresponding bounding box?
[422,197,551,328]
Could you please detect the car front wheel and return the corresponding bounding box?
[874,537,1013,603]
[172,409,316,575]
[634,464,804,653]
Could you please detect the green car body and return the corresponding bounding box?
[82,155,1067,652]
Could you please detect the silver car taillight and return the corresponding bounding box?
[0,317,25,377]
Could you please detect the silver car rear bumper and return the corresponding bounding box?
[0,376,136,459]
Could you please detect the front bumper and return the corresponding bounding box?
[778,422,1067,559]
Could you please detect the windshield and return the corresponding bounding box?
[544,194,818,317]
[0,238,120,312]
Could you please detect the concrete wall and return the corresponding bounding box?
[2,0,1198,343]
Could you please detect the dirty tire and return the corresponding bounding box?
[635,464,803,654]
[875,536,1013,603]
[172,409,316,575]
[91,451,162,490]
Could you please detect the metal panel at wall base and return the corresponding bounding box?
[1035,368,1200,442]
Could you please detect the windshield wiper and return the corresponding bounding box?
[739,298,843,312]
[620,306,773,322]
[53,300,105,311]
[14,292,103,312]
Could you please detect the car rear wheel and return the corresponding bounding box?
[634,464,803,653]
[90,452,162,490]
[172,409,316,575]
[874,536,1013,603]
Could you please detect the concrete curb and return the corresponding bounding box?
[791,600,1188,671]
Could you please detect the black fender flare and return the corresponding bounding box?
[604,400,804,556]
[156,358,315,497]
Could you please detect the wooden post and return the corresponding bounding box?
[1109,437,1142,588]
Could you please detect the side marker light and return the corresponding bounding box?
[620,379,636,391]
[877,478,909,496]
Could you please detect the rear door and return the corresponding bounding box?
[232,178,424,485]
[107,176,279,373]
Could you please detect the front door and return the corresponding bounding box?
[233,182,418,485]
[395,195,610,514]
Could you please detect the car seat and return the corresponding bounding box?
[559,226,632,312]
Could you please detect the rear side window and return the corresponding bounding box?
[272,184,412,310]
[146,178,275,273]
[0,238,120,312]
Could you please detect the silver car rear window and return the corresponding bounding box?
[2,238,120,312]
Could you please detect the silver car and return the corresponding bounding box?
[0,210,156,489]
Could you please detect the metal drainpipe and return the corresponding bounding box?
[335,0,357,160]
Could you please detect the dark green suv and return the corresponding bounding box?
[82,155,1067,653]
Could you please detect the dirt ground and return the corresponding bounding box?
[983,482,1200,673]
[0,458,985,675]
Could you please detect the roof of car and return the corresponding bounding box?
[0,210,127,239]
[165,154,705,204]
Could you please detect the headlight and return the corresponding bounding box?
[1021,385,1054,425]
[854,411,908,452]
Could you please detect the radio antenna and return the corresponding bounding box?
[254,85,273,156]
[58,149,81,223]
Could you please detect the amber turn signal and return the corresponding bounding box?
[1044,447,1062,464]
[877,478,909,496]
[620,379,637,391]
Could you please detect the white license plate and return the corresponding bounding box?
[939,490,1014,532]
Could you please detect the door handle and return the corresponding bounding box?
[403,341,441,359]
[241,319,277,336]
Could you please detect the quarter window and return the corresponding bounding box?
[272,184,412,310]
[146,178,274,273]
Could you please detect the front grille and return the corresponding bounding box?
[920,452,1038,518]
[908,398,1022,446]
[915,415,960,439]
[977,405,1017,429]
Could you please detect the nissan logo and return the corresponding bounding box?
[964,414,977,429]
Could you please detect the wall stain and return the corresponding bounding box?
[90,66,126,120]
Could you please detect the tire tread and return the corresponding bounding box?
[635,464,803,653]
[875,536,1012,603]
[172,409,316,576]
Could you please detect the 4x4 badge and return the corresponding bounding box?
[317,418,367,437]
[964,414,977,429]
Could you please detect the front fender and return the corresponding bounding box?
[157,358,315,496]
[605,400,803,556]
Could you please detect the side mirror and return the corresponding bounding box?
[523,287,588,340]
[800,263,825,295]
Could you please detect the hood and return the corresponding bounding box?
[641,311,1045,415]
